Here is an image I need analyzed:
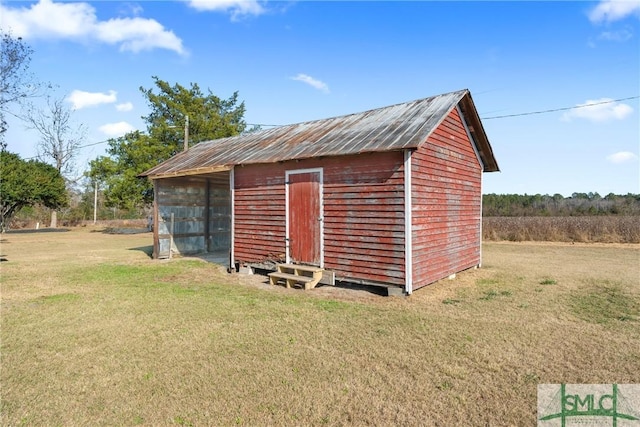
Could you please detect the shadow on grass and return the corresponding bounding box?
[92,227,151,235]
[5,228,70,234]
[128,246,153,258]
[334,281,389,296]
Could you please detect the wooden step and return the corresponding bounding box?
[268,272,315,289]
[277,263,323,274]
[270,263,324,290]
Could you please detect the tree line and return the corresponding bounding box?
[482,193,640,217]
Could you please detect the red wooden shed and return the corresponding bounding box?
[141,89,499,295]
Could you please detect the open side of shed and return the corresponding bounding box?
[152,172,231,264]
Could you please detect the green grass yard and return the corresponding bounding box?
[1,228,638,426]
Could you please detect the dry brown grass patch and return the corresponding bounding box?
[483,216,640,243]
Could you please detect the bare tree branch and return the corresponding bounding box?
[23,95,87,180]
[0,31,47,149]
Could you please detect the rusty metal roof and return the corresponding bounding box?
[142,89,499,179]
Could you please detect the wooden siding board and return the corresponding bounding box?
[413,208,478,216]
[325,226,404,239]
[324,186,405,194]
[411,107,482,289]
[233,219,285,227]
[325,242,405,253]
[324,249,405,263]
[413,242,480,254]
[414,170,480,183]
[324,197,404,206]
[413,225,479,235]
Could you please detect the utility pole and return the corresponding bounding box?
[93,181,98,224]
[184,115,189,151]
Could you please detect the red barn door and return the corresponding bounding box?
[286,169,323,266]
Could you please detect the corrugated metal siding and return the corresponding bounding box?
[156,178,207,257]
[141,90,496,179]
[208,175,232,252]
[233,152,406,285]
[411,107,482,289]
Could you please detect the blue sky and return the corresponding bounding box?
[1,0,639,196]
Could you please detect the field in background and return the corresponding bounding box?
[483,216,640,243]
[1,228,639,425]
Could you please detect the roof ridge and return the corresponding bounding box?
[195,89,470,147]
[270,88,469,130]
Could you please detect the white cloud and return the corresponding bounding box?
[0,0,185,55]
[67,90,117,110]
[187,0,265,20]
[95,17,185,54]
[589,0,640,23]
[291,73,330,93]
[561,98,634,123]
[116,102,133,112]
[598,27,634,41]
[606,151,638,164]
[119,3,144,17]
[99,121,135,137]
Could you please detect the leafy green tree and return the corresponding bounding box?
[0,151,68,231]
[88,131,159,210]
[142,76,247,151]
[89,77,247,210]
[482,192,640,216]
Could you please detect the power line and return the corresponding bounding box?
[20,137,112,161]
[250,95,640,125]
[481,96,639,120]
[247,123,280,127]
[17,123,273,161]
[80,139,111,148]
